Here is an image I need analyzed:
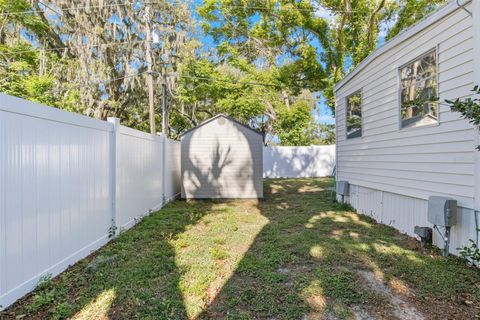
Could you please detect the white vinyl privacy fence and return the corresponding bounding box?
[263,145,335,178]
[0,94,181,310]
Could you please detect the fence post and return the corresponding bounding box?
[107,117,120,237]
[162,133,166,206]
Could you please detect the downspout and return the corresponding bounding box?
[472,0,480,250]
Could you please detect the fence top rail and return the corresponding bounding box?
[118,124,165,142]
[0,93,112,132]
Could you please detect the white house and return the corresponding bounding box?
[181,114,263,199]
[334,0,480,253]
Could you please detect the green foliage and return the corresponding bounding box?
[429,87,480,267]
[334,200,355,212]
[198,0,328,106]
[176,57,264,130]
[25,274,54,313]
[1,0,193,132]
[36,274,53,290]
[0,0,51,37]
[386,0,446,40]
[210,247,229,260]
[274,102,315,146]
[446,85,480,149]
[0,41,83,112]
[458,238,480,268]
[446,85,480,125]
[26,290,55,313]
[198,0,447,113]
[0,1,78,109]
[176,55,321,144]
[311,123,336,145]
[51,302,76,320]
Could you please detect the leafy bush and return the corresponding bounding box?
[36,274,53,290]
[446,86,480,267]
[445,85,480,149]
[26,290,55,313]
[25,274,54,313]
[458,238,480,268]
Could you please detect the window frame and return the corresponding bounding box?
[397,48,439,130]
[345,89,363,140]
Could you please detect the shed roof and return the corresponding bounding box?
[179,114,263,137]
[334,0,468,92]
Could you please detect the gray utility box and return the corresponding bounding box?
[336,181,349,196]
[427,196,457,226]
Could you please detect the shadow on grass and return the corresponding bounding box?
[197,179,480,319]
[3,178,480,319]
[1,200,218,319]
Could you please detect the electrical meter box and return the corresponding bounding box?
[336,181,349,196]
[427,196,457,226]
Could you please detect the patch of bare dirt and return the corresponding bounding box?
[302,310,340,320]
[358,270,424,320]
[351,305,375,320]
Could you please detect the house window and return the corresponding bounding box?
[346,90,362,139]
[399,50,438,128]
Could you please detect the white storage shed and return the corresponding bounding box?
[181,114,263,199]
[334,0,480,254]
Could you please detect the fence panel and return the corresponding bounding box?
[0,94,112,309]
[115,125,165,230]
[263,145,336,178]
[164,139,181,201]
[0,94,181,310]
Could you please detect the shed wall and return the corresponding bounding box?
[181,117,263,198]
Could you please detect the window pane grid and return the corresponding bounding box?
[346,90,362,139]
[399,50,438,128]
[401,74,437,87]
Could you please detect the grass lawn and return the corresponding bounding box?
[2,178,480,319]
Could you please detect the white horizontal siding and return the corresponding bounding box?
[335,4,476,209]
[339,167,472,186]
